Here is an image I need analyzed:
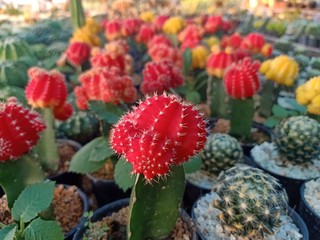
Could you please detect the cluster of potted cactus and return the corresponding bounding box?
[2,0,320,239]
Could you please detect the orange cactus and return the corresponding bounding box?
[25,67,67,109]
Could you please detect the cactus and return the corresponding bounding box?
[57,110,100,144]
[0,61,28,88]
[224,58,260,138]
[70,0,85,29]
[65,41,91,67]
[74,67,137,110]
[310,57,320,70]
[0,86,27,104]
[135,24,156,45]
[274,39,294,53]
[148,44,183,68]
[46,42,68,58]
[0,37,34,62]
[294,54,310,71]
[201,134,243,175]
[141,61,184,95]
[206,51,233,118]
[274,116,320,164]
[240,32,265,54]
[105,20,122,41]
[110,93,206,240]
[212,164,288,239]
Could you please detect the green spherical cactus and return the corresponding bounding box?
[294,54,310,71]
[57,110,100,144]
[274,116,320,164]
[0,61,28,88]
[0,86,27,104]
[212,164,288,239]
[274,39,293,53]
[201,134,243,175]
[0,37,34,61]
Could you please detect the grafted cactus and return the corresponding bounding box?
[274,116,320,164]
[212,164,288,239]
[201,133,243,175]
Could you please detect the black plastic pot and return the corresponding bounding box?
[86,174,131,207]
[207,118,273,157]
[308,36,320,48]
[73,198,198,240]
[299,180,320,240]
[49,139,83,189]
[245,155,308,209]
[192,196,309,240]
[63,184,90,240]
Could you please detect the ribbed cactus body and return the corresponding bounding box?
[0,38,34,61]
[213,165,287,238]
[274,116,320,164]
[57,111,99,144]
[201,134,243,175]
[241,32,265,53]
[206,51,233,78]
[0,61,28,88]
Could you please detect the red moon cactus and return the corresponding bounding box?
[25,67,67,109]
[110,94,207,180]
[65,41,91,66]
[0,97,46,161]
[224,57,260,99]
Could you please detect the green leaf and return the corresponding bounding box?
[12,181,55,223]
[0,224,17,240]
[185,91,201,104]
[285,98,307,113]
[114,158,134,191]
[183,48,193,75]
[271,104,289,118]
[128,165,185,240]
[89,101,124,124]
[24,218,64,240]
[183,154,202,173]
[69,137,110,174]
[263,116,280,128]
[89,138,113,162]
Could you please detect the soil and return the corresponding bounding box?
[83,206,195,240]
[0,184,84,235]
[209,118,271,145]
[90,159,114,180]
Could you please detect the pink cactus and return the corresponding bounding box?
[135,23,156,44]
[154,15,169,31]
[224,57,260,99]
[180,36,200,51]
[147,34,172,49]
[25,67,67,109]
[74,67,137,110]
[204,15,223,34]
[0,97,46,161]
[148,44,183,68]
[105,20,122,41]
[110,94,207,180]
[178,24,203,43]
[121,18,142,37]
[65,41,91,66]
[141,61,184,95]
[104,39,130,56]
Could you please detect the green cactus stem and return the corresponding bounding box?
[259,80,279,118]
[70,0,85,29]
[0,155,45,209]
[207,76,229,118]
[128,165,185,240]
[35,108,60,172]
[229,98,254,139]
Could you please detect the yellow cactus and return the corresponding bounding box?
[163,17,185,35]
[192,45,209,69]
[296,77,320,115]
[204,36,220,48]
[84,17,102,34]
[259,59,272,75]
[140,11,155,23]
[261,55,299,86]
[70,27,101,47]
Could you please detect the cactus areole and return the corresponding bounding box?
[110,94,207,181]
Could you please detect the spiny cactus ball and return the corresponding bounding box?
[274,116,320,164]
[212,164,288,239]
[201,133,243,175]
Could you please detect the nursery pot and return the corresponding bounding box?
[299,181,320,240]
[307,36,320,48]
[49,139,83,189]
[63,184,90,240]
[73,198,198,240]
[245,155,308,209]
[207,118,273,157]
[298,35,308,45]
[86,174,131,207]
[191,196,309,240]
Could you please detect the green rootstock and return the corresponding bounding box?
[128,165,185,240]
[0,155,45,209]
[70,0,85,29]
[207,76,229,118]
[259,80,279,118]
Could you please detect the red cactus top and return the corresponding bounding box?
[223,58,260,99]
[241,33,265,53]
[65,41,91,66]
[121,18,142,37]
[206,51,234,78]
[135,24,156,44]
[141,61,184,95]
[74,67,137,110]
[0,97,46,161]
[25,67,68,109]
[148,44,183,68]
[110,94,207,180]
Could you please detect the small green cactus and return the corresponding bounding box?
[201,133,243,175]
[56,110,100,144]
[212,164,288,239]
[274,116,320,164]
[0,61,28,88]
[274,39,294,53]
[294,54,310,71]
[310,57,320,70]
